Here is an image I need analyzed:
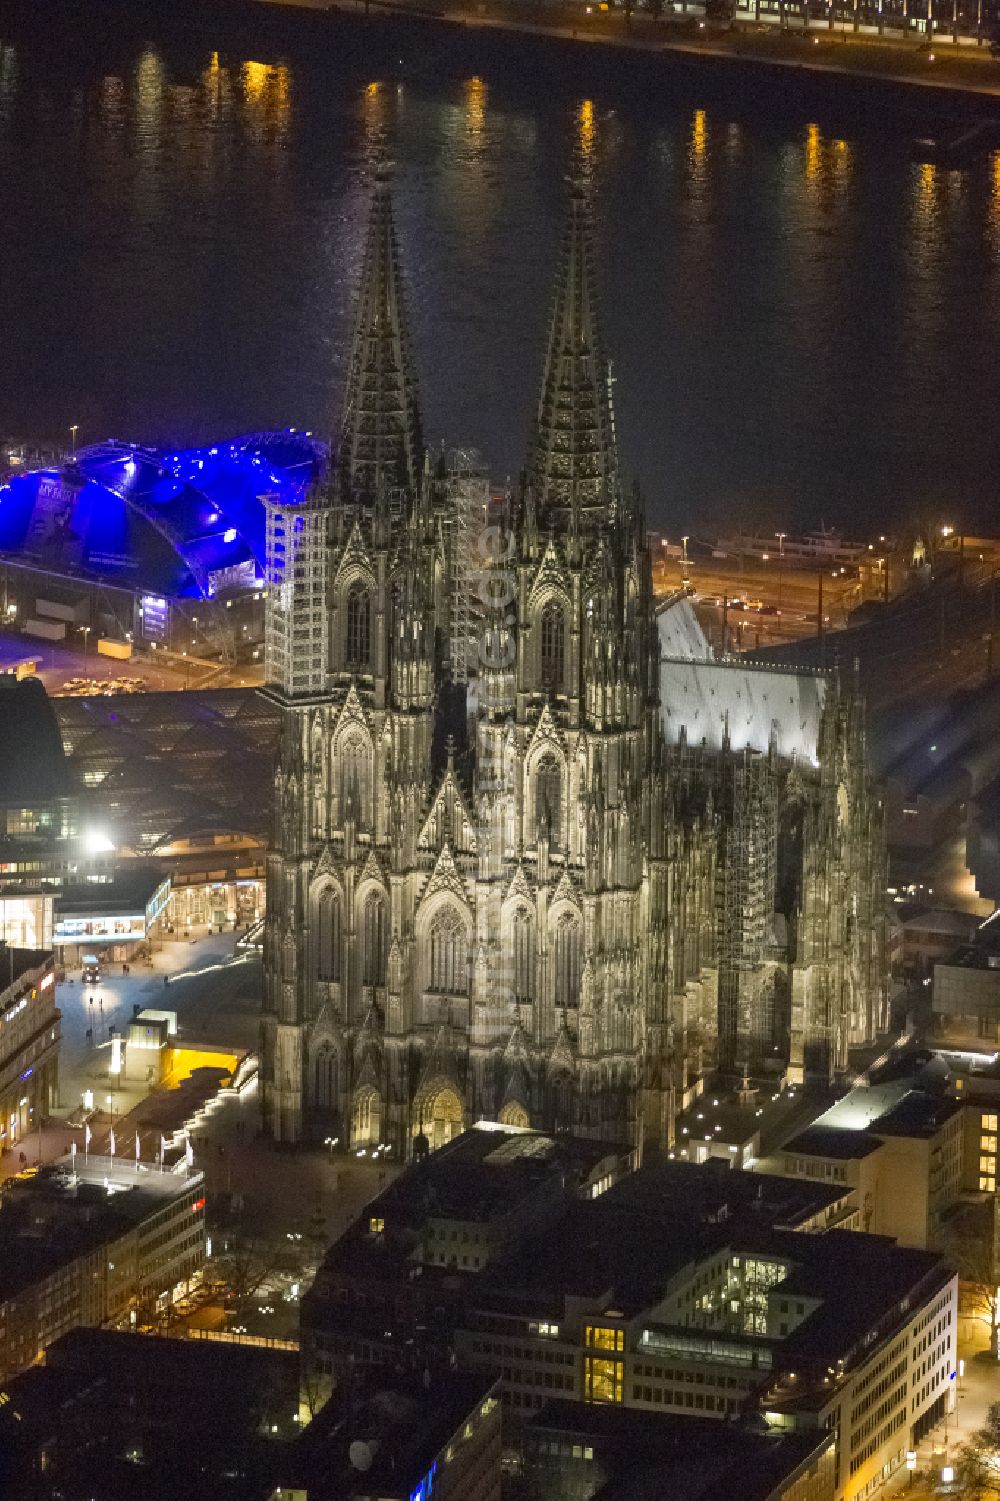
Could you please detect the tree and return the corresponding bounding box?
[960,1402,1000,1500]
[939,1198,1000,1359]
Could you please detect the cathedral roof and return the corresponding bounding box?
[659,659,828,764]
[528,170,620,531]
[655,592,712,662]
[337,170,423,503]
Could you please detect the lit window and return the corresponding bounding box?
[984,1114,999,1132]
[369,1217,385,1235]
[585,1356,623,1404]
[586,1326,623,1352]
[980,1176,996,1193]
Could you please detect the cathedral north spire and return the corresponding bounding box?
[338,168,424,503]
[528,170,620,531]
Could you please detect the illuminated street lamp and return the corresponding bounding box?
[79,624,91,663]
[69,424,78,455]
[775,532,786,556]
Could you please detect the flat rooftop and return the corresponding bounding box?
[526,1401,831,1501]
[0,946,51,991]
[0,1155,202,1302]
[55,868,168,918]
[475,1161,851,1317]
[767,1228,951,1378]
[292,1368,498,1499]
[780,1125,884,1161]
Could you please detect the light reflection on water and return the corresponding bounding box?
[0,29,998,535]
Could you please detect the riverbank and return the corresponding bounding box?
[318,0,1000,104]
[4,0,1000,117]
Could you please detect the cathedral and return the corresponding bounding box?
[259,168,888,1157]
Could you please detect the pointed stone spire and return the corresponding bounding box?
[338,166,423,504]
[529,169,620,532]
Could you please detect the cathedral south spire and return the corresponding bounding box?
[529,171,620,531]
[338,169,423,503]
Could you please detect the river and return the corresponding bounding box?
[1,5,999,537]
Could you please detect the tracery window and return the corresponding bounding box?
[338,733,371,829]
[554,912,581,1010]
[363,891,388,987]
[346,580,372,669]
[316,887,341,982]
[536,755,563,846]
[313,1046,337,1110]
[513,908,535,1002]
[429,906,467,995]
[540,600,566,690]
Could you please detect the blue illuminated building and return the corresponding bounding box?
[0,432,327,599]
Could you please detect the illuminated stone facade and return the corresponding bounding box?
[260,174,887,1156]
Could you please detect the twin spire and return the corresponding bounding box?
[337,167,423,504]
[528,171,621,529]
[336,163,621,528]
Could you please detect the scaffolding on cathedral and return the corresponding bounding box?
[442,447,490,686]
[263,492,330,698]
[716,748,778,1075]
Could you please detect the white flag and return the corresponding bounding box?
[109,1128,116,1158]
[135,1132,141,1164]
[84,1123,92,1153]
[71,1140,77,1163]
[185,1133,194,1168]
[160,1135,168,1164]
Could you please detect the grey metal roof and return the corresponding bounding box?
[659,658,827,761]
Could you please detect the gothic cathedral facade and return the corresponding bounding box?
[260,173,888,1157]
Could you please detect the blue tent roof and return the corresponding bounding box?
[0,432,328,598]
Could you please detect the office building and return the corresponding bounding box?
[0,946,59,1154]
[0,1154,205,1383]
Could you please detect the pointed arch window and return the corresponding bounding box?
[316,887,342,982]
[540,600,566,691]
[338,733,371,830]
[513,907,535,1002]
[346,580,372,669]
[536,755,563,847]
[363,891,388,987]
[313,1045,337,1111]
[429,906,468,995]
[554,912,581,1010]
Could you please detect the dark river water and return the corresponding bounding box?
[2,8,999,538]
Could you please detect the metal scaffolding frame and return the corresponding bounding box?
[442,447,489,686]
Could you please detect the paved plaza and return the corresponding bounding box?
[0,928,397,1323]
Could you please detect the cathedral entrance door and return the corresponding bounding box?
[415,1086,464,1153]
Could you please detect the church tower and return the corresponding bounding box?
[471,164,667,1152]
[260,173,441,1146]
